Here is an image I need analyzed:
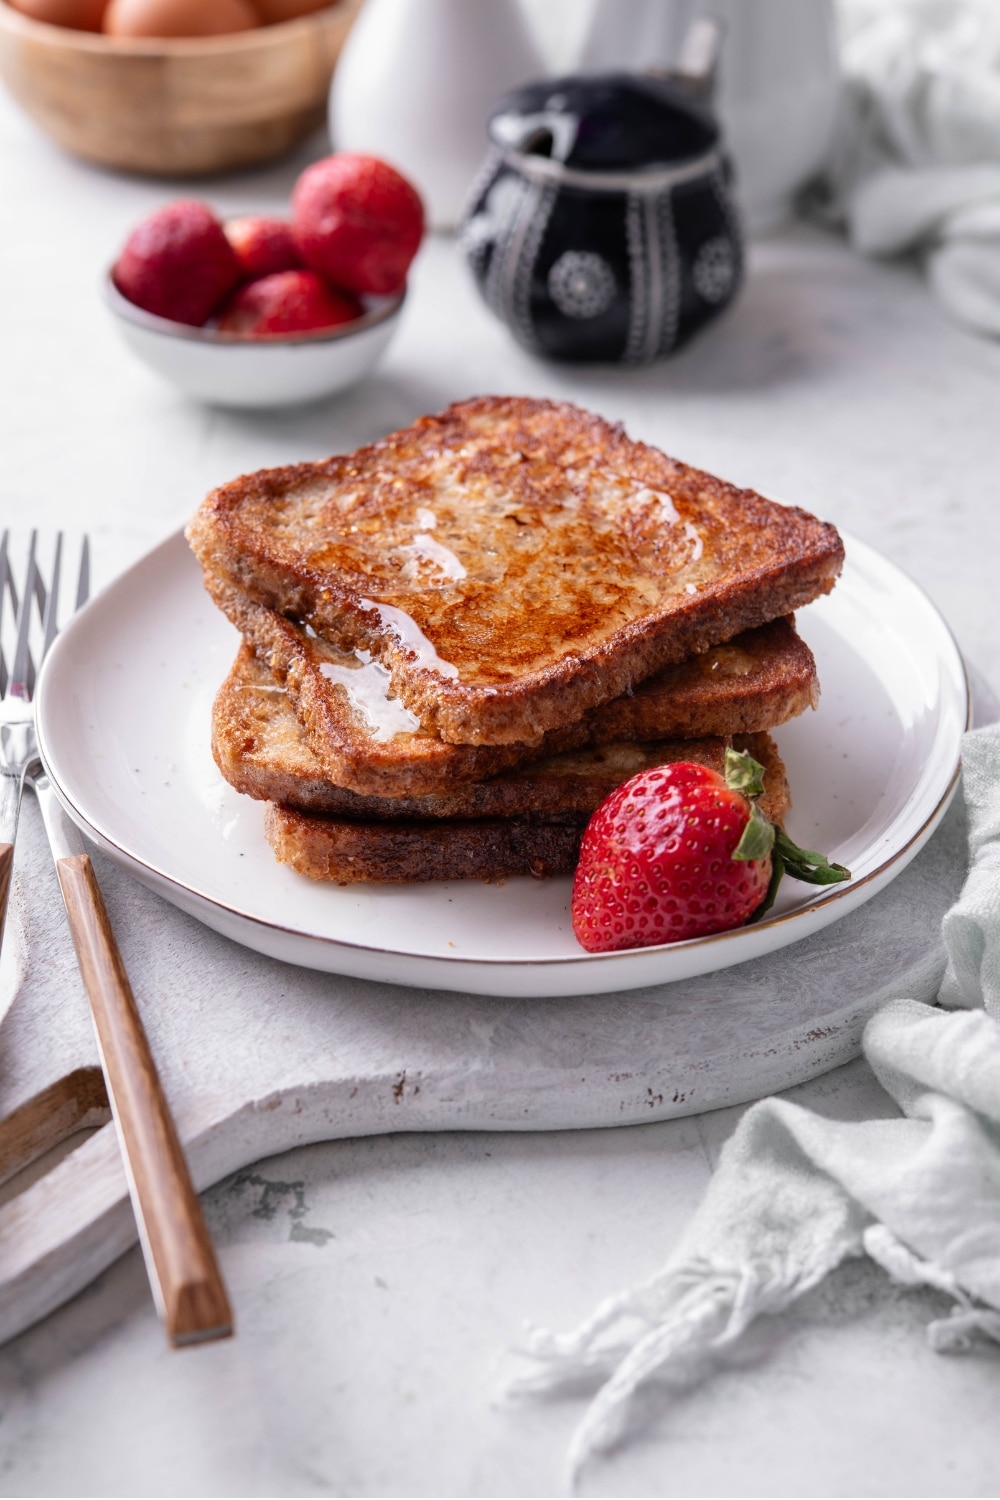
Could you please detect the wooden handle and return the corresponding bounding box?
[0,1066,109,1189]
[55,853,233,1346]
[0,843,13,948]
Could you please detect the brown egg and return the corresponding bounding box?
[103,0,259,37]
[252,0,330,21]
[8,0,109,29]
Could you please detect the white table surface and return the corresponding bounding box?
[1,78,1000,1499]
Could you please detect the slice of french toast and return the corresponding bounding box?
[211,642,791,831]
[261,732,791,885]
[207,575,555,798]
[264,807,587,884]
[211,599,815,801]
[188,396,842,747]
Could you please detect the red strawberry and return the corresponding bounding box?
[571,748,849,953]
[291,153,424,297]
[224,216,303,279]
[113,199,241,327]
[216,270,361,337]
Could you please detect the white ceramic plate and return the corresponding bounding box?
[36,529,968,998]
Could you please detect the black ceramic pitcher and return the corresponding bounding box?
[460,25,743,364]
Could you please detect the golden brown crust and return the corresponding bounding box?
[264,806,586,883]
[207,576,545,798]
[213,635,803,815]
[259,731,791,885]
[214,652,725,818]
[209,581,817,800]
[585,617,818,741]
[188,396,842,746]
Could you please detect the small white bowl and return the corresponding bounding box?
[104,274,404,409]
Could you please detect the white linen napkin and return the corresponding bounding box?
[820,0,1000,335]
[508,721,1000,1485]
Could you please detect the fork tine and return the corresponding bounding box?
[2,528,18,619]
[11,532,37,701]
[25,546,40,701]
[76,535,91,611]
[41,533,64,659]
[31,544,47,617]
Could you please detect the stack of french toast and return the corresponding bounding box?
[187,397,844,883]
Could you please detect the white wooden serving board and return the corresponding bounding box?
[0,785,969,1348]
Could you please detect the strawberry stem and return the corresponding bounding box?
[748,827,851,922]
[772,827,851,887]
[724,745,850,920]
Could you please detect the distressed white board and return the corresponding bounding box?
[0,785,969,1348]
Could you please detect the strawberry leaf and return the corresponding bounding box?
[724,747,766,799]
[728,748,849,924]
[732,804,775,862]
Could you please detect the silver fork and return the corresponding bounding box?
[0,533,233,1347]
[0,532,82,941]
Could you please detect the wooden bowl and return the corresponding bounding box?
[0,0,362,176]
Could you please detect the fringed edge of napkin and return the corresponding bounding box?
[864,1224,1000,1351]
[506,1246,854,1489]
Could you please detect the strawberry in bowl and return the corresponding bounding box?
[223,216,304,280]
[105,154,423,407]
[571,748,849,953]
[291,152,424,296]
[216,271,361,338]
[112,198,242,327]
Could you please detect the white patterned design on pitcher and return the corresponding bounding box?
[692,236,737,304]
[547,251,617,319]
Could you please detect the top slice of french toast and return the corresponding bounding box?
[188,396,843,747]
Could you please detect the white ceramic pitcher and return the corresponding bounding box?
[329,0,546,231]
[579,0,841,234]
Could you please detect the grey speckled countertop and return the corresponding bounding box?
[0,72,998,1499]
